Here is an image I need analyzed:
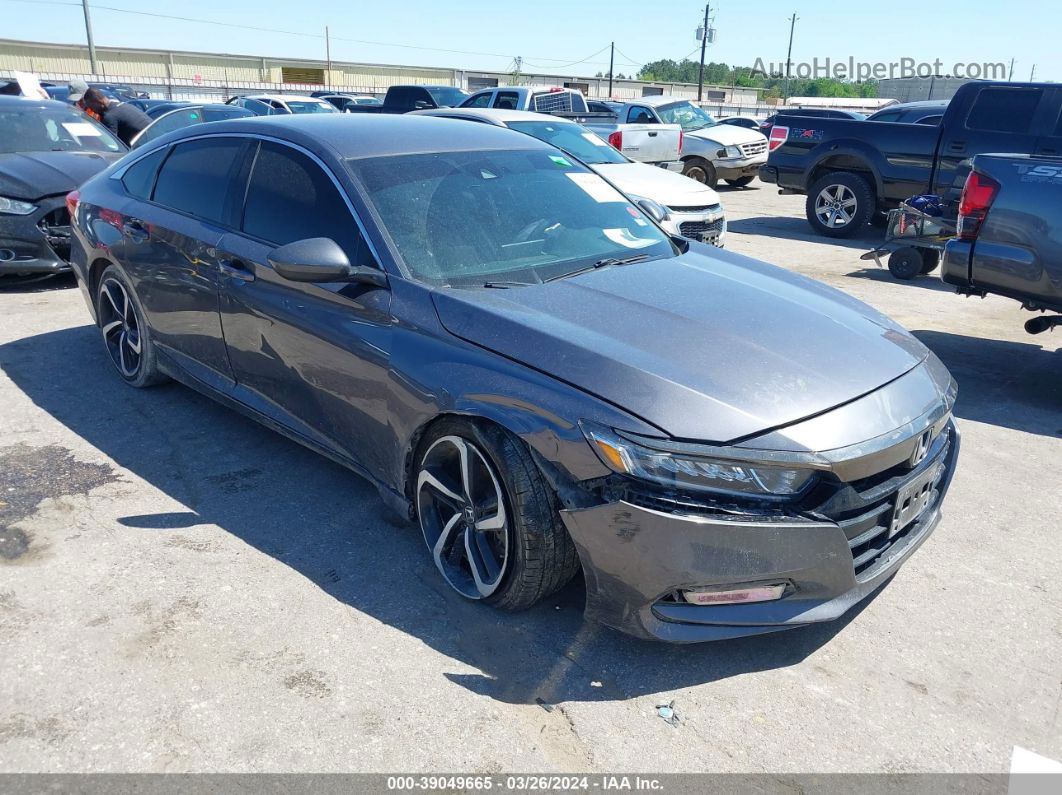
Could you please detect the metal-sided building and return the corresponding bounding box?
[0,38,762,110]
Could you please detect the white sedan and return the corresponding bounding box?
[412,108,727,247]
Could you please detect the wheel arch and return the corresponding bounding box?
[807,149,883,198]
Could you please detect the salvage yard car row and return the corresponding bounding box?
[1,73,1056,644]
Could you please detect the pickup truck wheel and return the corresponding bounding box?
[887,247,924,280]
[682,157,718,188]
[919,249,941,274]
[725,176,755,188]
[806,172,875,238]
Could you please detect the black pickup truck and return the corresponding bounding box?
[759,81,1062,237]
[942,153,1062,334]
[344,85,449,114]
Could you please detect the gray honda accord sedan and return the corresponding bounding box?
[67,114,959,642]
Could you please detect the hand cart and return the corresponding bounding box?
[860,201,957,280]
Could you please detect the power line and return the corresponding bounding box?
[4,0,633,68]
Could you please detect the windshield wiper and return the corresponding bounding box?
[482,280,538,289]
[544,254,652,283]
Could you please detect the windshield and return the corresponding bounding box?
[0,106,124,154]
[655,101,717,131]
[348,149,673,287]
[506,121,627,165]
[426,87,470,107]
[284,100,338,114]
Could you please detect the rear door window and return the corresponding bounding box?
[493,91,519,110]
[152,137,243,223]
[627,106,655,124]
[241,141,366,262]
[965,88,1043,133]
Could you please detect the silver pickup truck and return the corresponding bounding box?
[458,87,683,169]
[568,95,769,188]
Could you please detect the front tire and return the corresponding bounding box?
[725,176,755,188]
[805,171,875,238]
[96,265,167,387]
[414,418,579,611]
[682,157,718,188]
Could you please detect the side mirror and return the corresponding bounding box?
[268,238,388,287]
[636,198,669,225]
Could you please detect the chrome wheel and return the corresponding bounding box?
[815,184,858,228]
[98,277,142,378]
[417,435,510,600]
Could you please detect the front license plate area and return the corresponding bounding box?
[890,465,940,537]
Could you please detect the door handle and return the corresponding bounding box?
[948,141,967,152]
[218,257,255,282]
[647,131,658,137]
[122,219,149,240]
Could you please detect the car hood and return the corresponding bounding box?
[592,162,721,208]
[686,124,767,147]
[432,246,929,443]
[0,151,124,201]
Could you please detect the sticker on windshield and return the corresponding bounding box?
[566,172,625,203]
[581,132,610,147]
[603,228,657,248]
[549,154,572,167]
[62,122,102,137]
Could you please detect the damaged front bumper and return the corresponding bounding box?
[558,365,960,642]
[0,196,73,276]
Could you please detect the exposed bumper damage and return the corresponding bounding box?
[0,195,72,276]
[556,357,960,642]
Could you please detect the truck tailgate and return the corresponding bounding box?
[613,123,682,164]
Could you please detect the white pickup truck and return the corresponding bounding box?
[567,95,769,188]
[457,86,683,169]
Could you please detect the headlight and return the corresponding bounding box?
[724,145,743,158]
[582,423,815,499]
[0,196,37,216]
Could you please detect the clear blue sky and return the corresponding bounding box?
[3,0,1059,82]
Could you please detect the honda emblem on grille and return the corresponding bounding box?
[908,430,932,468]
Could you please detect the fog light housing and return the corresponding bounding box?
[682,582,787,605]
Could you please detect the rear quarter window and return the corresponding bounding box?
[121,147,167,199]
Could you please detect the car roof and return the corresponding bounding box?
[875,100,950,111]
[245,94,328,103]
[0,95,77,111]
[636,95,689,107]
[156,113,557,159]
[412,108,571,125]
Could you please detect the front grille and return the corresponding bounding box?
[37,207,72,258]
[667,203,721,214]
[740,140,768,157]
[819,425,955,581]
[680,218,725,240]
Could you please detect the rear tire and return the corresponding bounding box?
[725,176,755,188]
[805,171,875,238]
[96,265,168,387]
[888,247,923,280]
[682,157,718,188]
[414,418,579,611]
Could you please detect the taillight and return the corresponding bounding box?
[65,189,80,220]
[608,130,623,150]
[957,171,1000,240]
[768,126,789,152]
[678,131,684,154]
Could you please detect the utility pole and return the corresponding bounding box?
[325,26,332,91]
[1030,63,1037,81]
[81,0,98,76]
[783,13,797,103]
[696,4,709,101]
[1008,57,1015,81]
[608,41,614,98]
